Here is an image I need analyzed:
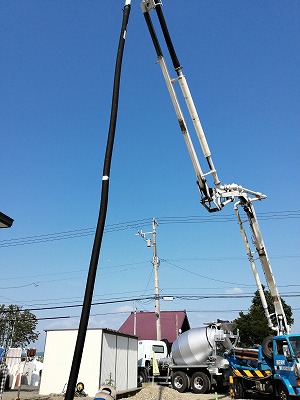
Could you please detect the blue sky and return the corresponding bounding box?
[1,1,299,352]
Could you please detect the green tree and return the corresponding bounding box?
[0,305,39,348]
[234,287,294,347]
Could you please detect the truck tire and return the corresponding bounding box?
[171,371,190,393]
[5,375,11,391]
[190,371,210,394]
[142,370,148,383]
[138,369,148,385]
[233,381,244,399]
[278,383,290,400]
[262,335,274,359]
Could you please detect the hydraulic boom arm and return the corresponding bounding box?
[141,0,289,335]
[234,196,289,334]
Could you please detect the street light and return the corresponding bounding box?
[0,212,14,228]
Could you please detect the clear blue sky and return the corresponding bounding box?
[1,1,299,352]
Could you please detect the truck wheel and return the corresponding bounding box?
[191,371,210,394]
[233,381,244,399]
[262,335,274,359]
[5,375,11,391]
[141,370,148,383]
[278,383,290,400]
[171,371,190,393]
[138,369,148,385]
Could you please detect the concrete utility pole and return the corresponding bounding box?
[151,218,161,340]
[133,305,137,336]
[137,218,161,340]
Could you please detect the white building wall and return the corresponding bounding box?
[39,329,102,396]
[115,335,129,390]
[100,332,117,389]
[127,337,138,388]
[39,328,137,397]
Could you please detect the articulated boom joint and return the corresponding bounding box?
[198,183,266,213]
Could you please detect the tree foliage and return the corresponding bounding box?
[234,287,294,347]
[0,304,39,348]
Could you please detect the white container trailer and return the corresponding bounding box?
[39,328,138,397]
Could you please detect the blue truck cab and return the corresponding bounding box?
[225,334,300,399]
[271,334,300,398]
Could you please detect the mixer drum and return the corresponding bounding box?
[171,326,216,365]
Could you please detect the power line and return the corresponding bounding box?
[0,263,151,290]
[2,257,300,304]
[162,259,253,286]
[13,307,300,324]
[4,300,300,324]
[11,283,300,309]
[3,285,300,322]
[27,296,155,312]
[0,210,299,248]
[37,311,132,321]
[1,253,299,293]
[1,261,150,280]
[0,219,153,248]
[7,292,300,313]
[2,254,299,284]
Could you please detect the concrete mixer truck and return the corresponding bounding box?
[157,320,238,394]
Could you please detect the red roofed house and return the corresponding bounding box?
[119,310,190,350]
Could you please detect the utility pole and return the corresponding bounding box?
[133,304,137,336]
[137,218,161,340]
[152,218,161,341]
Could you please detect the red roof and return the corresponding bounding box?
[118,310,190,344]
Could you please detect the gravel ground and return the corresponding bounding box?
[1,384,273,400]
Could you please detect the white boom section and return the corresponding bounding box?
[157,56,210,196]
[234,197,290,335]
[141,0,265,213]
[141,0,290,335]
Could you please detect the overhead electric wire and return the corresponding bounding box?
[0,219,153,247]
[0,260,150,282]
[162,258,253,286]
[8,283,300,309]
[1,254,299,293]
[1,253,299,295]
[0,210,299,248]
[3,292,299,314]
[0,255,300,297]
[6,307,300,325]
[0,264,150,290]
[3,295,300,325]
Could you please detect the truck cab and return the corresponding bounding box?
[137,340,168,368]
[272,334,300,398]
[226,334,300,399]
[137,340,168,383]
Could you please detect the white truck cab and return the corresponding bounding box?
[138,340,168,368]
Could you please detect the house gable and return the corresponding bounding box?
[119,310,190,345]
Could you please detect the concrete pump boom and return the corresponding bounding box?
[140,0,289,335]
